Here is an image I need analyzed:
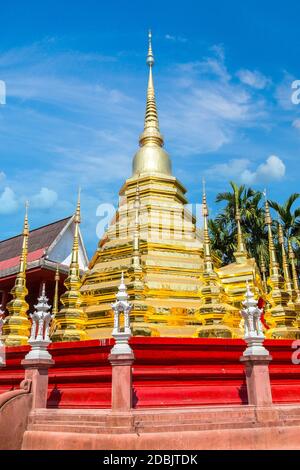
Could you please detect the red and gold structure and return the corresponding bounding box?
[2,203,31,346]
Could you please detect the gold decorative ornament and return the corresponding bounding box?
[3,203,31,346]
[51,190,88,342]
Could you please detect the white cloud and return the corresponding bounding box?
[275,73,296,110]
[205,159,250,181]
[0,187,18,214]
[160,46,269,155]
[292,119,300,129]
[237,69,270,89]
[31,187,58,209]
[176,47,231,82]
[165,34,187,43]
[162,79,266,155]
[254,155,285,181]
[205,155,286,184]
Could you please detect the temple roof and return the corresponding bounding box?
[0,216,89,276]
[0,216,72,270]
[0,217,72,266]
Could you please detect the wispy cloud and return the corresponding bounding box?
[237,69,271,89]
[165,34,187,43]
[205,155,286,184]
[0,38,297,252]
[161,47,268,155]
[30,187,58,209]
[0,187,18,214]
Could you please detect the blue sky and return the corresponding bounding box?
[0,0,300,255]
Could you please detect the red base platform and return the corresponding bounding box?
[1,337,300,408]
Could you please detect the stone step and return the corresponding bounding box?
[29,414,107,424]
[29,420,106,428]
[28,416,264,435]
[27,423,116,434]
[279,408,300,418]
[29,406,300,436]
[30,412,256,427]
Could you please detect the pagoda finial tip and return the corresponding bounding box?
[23,201,29,236]
[202,178,208,217]
[146,29,154,66]
[263,188,267,201]
[41,282,46,297]
[75,188,81,224]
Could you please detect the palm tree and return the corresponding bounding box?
[269,194,300,279]
[210,182,268,267]
[269,193,300,248]
[208,218,235,265]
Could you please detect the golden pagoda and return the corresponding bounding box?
[52,264,60,317]
[127,183,149,335]
[2,203,31,346]
[195,181,241,338]
[52,191,88,342]
[264,197,298,339]
[81,31,204,338]
[288,240,300,325]
[278,223,295,311]
[260,255,268,294]
[218,197,263,308]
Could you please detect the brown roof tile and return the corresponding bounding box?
[0,216,72,262]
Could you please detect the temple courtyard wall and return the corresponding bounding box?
[1,337,300,449]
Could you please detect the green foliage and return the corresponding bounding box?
[269,193,300,247]
[208,183,300,284]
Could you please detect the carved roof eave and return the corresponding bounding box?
[0,257,85,280]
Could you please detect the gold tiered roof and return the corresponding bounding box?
[51,191,88,342]
[288,240,300,324]
[264,197,298,338]
[81,32,204,338]
[217,199,261,309]
[196,181,240,338]
[2,203,31,346]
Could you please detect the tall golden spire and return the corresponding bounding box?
[51,189,87,342]
[52,264,60,317]
[264,192,297,338]
[133,31,172,176]
[202,179,214,274]
[139,30,163,148]
[132,183,142,272]
[265,196,281,280]
[129,182,146,333]
[260,254,268,293]
[20,201,29,273]
[288,240,300,321]
[70,188,81,270]
[197,180,241,338]
[278,222,294,300]
[288,240,300,299]
[3,202,31,346]
[233,196,248,264]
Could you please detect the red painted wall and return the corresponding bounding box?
[0,338,300,408]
